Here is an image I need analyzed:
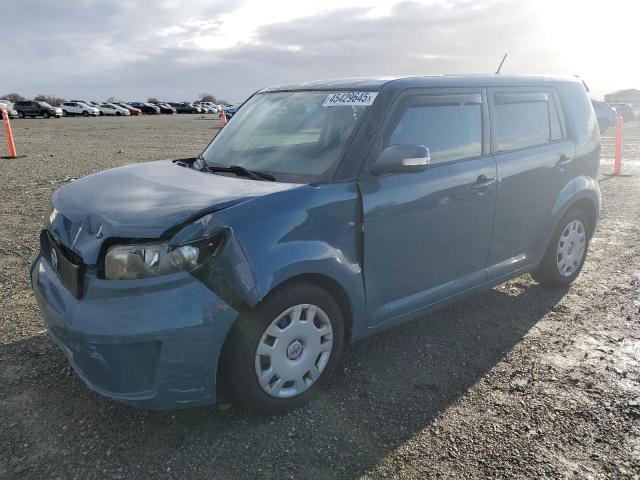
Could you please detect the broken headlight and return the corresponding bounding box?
[104,234,223,280]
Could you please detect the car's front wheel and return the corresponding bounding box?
[17,111,25,119]
[221,282,344,414]
[532,208,591,288]
[42,111,50,119]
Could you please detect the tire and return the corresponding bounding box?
[220,282,345,414]
[99,111,104,116]
[82,110,89,117]
[532,208,591,288]
[116,112,121,116]
[62,110,68,117]
[18,111,25,119]
[42,111,50,119]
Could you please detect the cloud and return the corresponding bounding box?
[1,0,635,101]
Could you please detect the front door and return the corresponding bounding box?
[359,90,497,327]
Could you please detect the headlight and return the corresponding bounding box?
[104,234,224,280]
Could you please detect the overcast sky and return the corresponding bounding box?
[2,0,639,103]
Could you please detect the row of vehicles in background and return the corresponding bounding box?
[0,99,230,119]
[0,96,635,130]
[591,99,640,133]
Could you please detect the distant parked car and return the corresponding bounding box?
[169,102,198,114]
[632,104,640,120]
[15,101,62,119]
[152,102,177,114]
[591,100,616,134]
[612,103,636,122]
[197,102,218,113]
[98,103,130,116]
[61,101,100,117]
[224,105,238,118]
[71,100,101,109]
[129,102,160,114]
[115,103,142,116]
[0,100,19,118]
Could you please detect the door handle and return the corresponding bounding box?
[555,154,573,168]
[471,175,497,193]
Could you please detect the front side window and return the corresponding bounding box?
[388,101,482,164]
[201,91,371,182]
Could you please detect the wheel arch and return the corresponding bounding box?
[262,273,355,344]
[569,196,599,238]
[216,271,356,400]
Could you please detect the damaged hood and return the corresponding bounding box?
[49,160,298,264]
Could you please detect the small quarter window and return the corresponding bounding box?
[388,102,482,164]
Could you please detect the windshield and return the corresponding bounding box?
[37,101,52,107]
[201,91,370,183]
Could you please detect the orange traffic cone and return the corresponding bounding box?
[1,107,17,158]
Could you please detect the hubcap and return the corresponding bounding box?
[556,219,586,277]
[255,304,333,398]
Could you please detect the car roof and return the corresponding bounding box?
[259,74,583,93]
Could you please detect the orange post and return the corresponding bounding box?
[219,108,227,127]
[614,109,623,175]
[1,107,17,158]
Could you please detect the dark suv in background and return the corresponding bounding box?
[169,102,198,114]
[15,101,62,119]
[129,102,160,114]
[151,102,177,114]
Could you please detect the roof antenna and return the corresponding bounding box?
[495,53,508,74]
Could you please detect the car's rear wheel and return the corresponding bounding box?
[532,208,590,288]
[221,282,345,414]
[42,111,50,119]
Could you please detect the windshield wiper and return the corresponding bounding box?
[207,164,276,181]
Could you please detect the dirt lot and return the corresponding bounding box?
[1,115,639,479]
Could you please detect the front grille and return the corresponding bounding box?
[40,230,85,298]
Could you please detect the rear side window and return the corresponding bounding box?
[388,98,482,164]
[494,92,563,151]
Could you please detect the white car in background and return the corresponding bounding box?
[197,101,218,114]
[0,100,19,118]
[60,101,100,117]
[98,103,130,116]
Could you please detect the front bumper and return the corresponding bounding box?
[30,255,239,408]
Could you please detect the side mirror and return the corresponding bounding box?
[371,144,431,176]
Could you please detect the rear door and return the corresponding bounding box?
[486,87,574,279]
[359,89,498,327]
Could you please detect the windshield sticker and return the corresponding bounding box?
[322,92,378,107]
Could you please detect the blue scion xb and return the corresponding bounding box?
[31,75,600,413]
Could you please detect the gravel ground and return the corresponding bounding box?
[1,115,639,479]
